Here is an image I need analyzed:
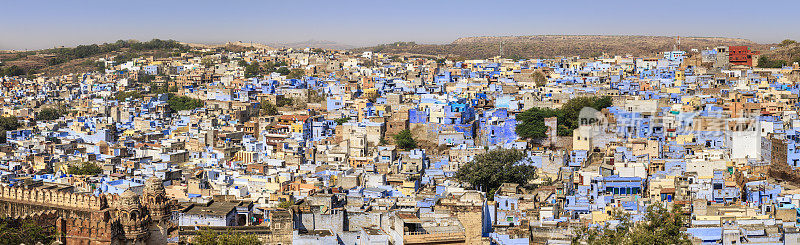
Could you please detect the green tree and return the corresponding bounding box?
[260,101,278,116]
[276,97,293,107]
[0,116,21,144]
[115,91,143,101]
[192,228,261,245]
[780,39,797,47]
[516,96,612,139]
[275,67,291,76]
[217,231,261,245]
[307,90,326,103]
[114,52,139,63]
[287,68,305,79]
[261,61,276,74]
[1,65,25,77]
[36,107,66,121]
[150,81,170,94]
[572,204,691,245]
[361,60,376,68]
[393,129,417,150]
[167,94,204,111]
[0,116,21,131]
[278,199,295,209]
[558,96,612,131]
[0,219,57,245]
[68,162,103,175]
[515,107,559,140]
[192,228,219,245]
[95,61,106,73]
[244,60,261,78]
[45,39,186,66]
[202,58,215,68]
[454,149,537,197]
[758,56,787,68]
[531,71,547,87]
[334,117,351,125]
[139,73,156,83]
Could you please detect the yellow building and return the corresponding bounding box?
[401,179,418,196]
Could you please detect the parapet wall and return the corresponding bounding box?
[0,185,104,211]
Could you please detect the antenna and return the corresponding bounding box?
[500,40,504,58]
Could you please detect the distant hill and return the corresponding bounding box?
[182,41,274,51]
[757,41,800,67]
[185,40,355,51]
[1,39,188,76]
[355,35,767,59]
[270,40,356,50]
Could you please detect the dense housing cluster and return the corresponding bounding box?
[1,43,800,244]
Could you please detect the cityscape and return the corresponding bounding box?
[3,1,800,245]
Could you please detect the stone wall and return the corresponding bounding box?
[0,185,105,214]
[452,206,490,245]
[0,186,116,245]
[295,207,346,233]
[346,211,385,231]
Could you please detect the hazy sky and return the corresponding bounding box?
[2,0,799,50]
